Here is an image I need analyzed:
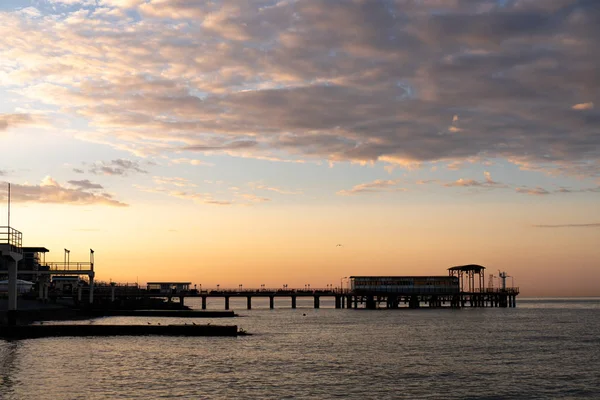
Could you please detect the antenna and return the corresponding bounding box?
[498,270,510,291]
[7,182,10,227]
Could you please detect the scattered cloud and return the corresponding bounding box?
[134,184,234,206]
[249,182,303,195]
[515,187,551,196]
[152,176,197,187]
[445,178,482,188]
[171,158,214,167]
[68,179,104,190]
[571,102,594,111]
[238,193,271,203]
[89,159,148,176]
[516,185,600,196]
[0,114,46,132]
[337,179,405,196]
[444,171,507,188]
[73,168,85,174]
[0,177,127,206]
[532,223,600,228]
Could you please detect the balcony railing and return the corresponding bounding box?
[0,226,23,254]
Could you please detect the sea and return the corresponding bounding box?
[1,297,599,399]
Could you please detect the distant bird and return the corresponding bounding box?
[336,244,343,247]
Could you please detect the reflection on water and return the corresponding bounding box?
[1,298,599,399]
[0,340,18,395]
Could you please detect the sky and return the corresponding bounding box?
[0,0,599,296]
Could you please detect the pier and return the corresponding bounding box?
[82,286,519,310]
[83,266,518,310]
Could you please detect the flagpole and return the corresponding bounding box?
[8,182,10,228]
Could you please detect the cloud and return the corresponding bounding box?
[68,179,104,190]
[533,223,600,228]
[89,159,147,176]
[445,178,482,188]
[49,0,96,5]
[73,168,85,174]
[238,193,270,203]
[1,177,127,206]
[555,186,600,193]
[0,114,45,132]
[2,0,600,179]
[171,158,214,167]
[134,184,234,206]
[572,102,594,110]
[444,171,506,188]
[337,179,405,196]
[184,140,259,152]
[249,182,302,195]
[152,176,196,187]
[516,187,551,196]
[515,185,600,196]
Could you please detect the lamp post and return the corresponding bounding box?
[64,249,70,267]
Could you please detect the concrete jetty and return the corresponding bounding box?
[83,309,236,318]
[0,324,240,339]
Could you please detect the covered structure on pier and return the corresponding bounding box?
[147,282,191,294]
[448,264,486,293]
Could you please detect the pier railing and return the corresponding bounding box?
[484,287,520,294]
[46,262,93,271]
[198,288,348,295]
[0,226,22,253]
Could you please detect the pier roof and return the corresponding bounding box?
[22,247,50,253]
[448,264,486,272]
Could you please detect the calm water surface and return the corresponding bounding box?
[1,298,599,399]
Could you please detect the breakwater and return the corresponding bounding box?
[0,324,240,339]
[83,309,236,318]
